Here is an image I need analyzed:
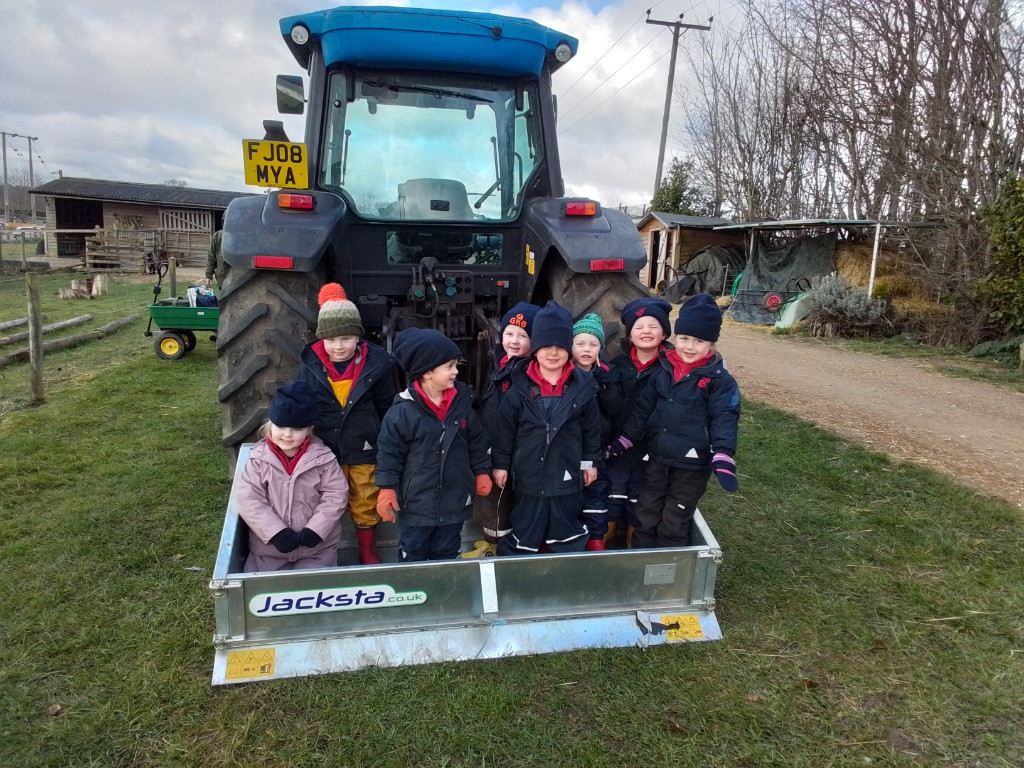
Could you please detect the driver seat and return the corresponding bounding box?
[397,178,474,220]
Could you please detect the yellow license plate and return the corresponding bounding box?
[242,140,308,189]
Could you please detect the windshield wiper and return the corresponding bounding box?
[364,81,493,103]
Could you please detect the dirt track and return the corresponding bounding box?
[716,322,1024,509]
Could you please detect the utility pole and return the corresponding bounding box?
[1,131,39,225]
[646,12,710,200]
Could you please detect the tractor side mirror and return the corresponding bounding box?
[276,74,305,115]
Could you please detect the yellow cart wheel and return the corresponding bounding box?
[155,332,187,360]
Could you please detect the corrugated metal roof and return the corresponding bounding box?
[29,176,254,209]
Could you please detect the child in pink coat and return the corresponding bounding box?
[235,381,350,572]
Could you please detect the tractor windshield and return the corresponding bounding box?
[320,71,543,222]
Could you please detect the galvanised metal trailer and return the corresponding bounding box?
[209,446,723,685]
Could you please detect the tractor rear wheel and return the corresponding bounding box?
[216,266,322,463]
[538,258,650,355]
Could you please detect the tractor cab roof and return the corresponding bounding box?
[280,5,578,77]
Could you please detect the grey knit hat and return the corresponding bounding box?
[316,283,364,339]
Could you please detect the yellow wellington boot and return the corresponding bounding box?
[603,522,618,548]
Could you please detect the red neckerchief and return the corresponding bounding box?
[630,346,660,371]
[414,381,458,421]
[266,436,311,476]
[499,354,510,369]
[527,359,575,396]
[313,340,368,384]
[666,349,714,383]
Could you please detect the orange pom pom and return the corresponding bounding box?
[318,283,348,306]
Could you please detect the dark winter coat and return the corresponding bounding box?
[584,361,623,443]
[476,348,528,442]
[606,350,666,470]
[620,351,740,469]
[492,365,603,497]
[375,382,491,527]
[294,341,396,466]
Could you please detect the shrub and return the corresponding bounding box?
[806,273,889,338]
[979,175,1024,334]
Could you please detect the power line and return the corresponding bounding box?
[558,48,671,135]
[560,1,668,99]
[559,27,668,120]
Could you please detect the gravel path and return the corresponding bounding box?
[716,322,1024,509]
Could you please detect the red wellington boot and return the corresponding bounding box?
[585,537,605,551]
[356,526,382,565]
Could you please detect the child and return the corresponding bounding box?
[235,381,350,572]
[474,301,540,548]
[492,301,603,555]
[294,283,397,565]
[571,312,621,551]
[604,296,675,547]
[374,328,492,562]
[610,293,740,547]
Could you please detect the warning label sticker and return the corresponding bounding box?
[660,614,705,642]
[225,648,276,680]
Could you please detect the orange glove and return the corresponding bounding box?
[475,473,493,496]
[376,488,399,523]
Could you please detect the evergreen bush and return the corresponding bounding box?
[806,273,888,338]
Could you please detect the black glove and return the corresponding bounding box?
[592,366,610,387]
[270,528,300,553]
[711,453,738,492]
[606,436,633,458]
[298,527,322,548]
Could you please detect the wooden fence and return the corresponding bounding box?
[1,227,213,274]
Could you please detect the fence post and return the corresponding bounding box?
[26,271,45,404]
[168,256,178,298]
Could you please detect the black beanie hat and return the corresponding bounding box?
[501,302,541,337]
[530,300,574,352]
[674,293,723,342]
[268,380,318,428]
[392,328,461,379]
[621,297,672,337]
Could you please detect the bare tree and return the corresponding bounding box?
[680,0,1024,292]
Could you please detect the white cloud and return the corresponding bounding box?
[0,0,731,205]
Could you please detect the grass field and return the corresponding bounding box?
[2,275,1023,767]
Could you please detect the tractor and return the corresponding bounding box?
[218,5,649,454]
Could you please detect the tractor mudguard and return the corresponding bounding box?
[221,191,347,273]
[522,197,647,276]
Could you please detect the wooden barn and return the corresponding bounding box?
[636,212,744,291]
[29,177,254,270]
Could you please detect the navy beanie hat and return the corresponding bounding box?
[530,300,574,352]
[621,297,672,337]
[501,302,541,337]
[392,327,461,379]
[268,380,318,428]
[674,293,723,342]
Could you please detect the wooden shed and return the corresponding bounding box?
[29,177,254,269]
[637,212,744,290]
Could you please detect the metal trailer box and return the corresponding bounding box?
[210,446,723,685]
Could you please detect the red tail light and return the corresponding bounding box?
[590,259,624,271]
[564,201,598,217]
[278,193,314,210]
[253,255,295,269]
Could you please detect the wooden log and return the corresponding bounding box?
[0,313,141,369]
[0,314,94,347]
[0,317,28,332]
[27,273,44,403]
[58,287,93,300]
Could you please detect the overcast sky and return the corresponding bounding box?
[0,0,740,209]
